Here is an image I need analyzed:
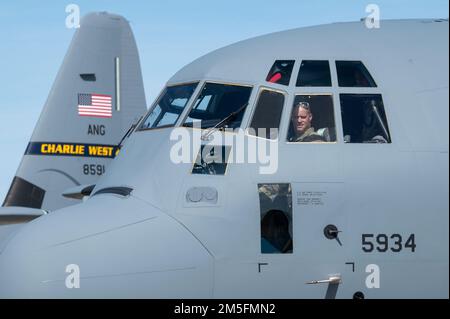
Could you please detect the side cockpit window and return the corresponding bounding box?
[340,94,391,143]
[336,61,377,87]
[139,83,198,130]
[287,95,336,142]
[296,60,332,87]
[266,60,295,86]
[258,183,293,254]
[249,89,285,140]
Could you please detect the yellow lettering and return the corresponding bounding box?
[98,147,105,156]
[87,145,114,157]
[88,146,98,156]
[48,144,56,153]
[78,145,85,155]
[100,147,110,156]
[39,143,88,155]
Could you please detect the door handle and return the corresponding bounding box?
[306,274,342,285]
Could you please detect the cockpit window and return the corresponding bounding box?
[183,83,252,129]
[296,60,332,87]
[139,83,198,130]
[258,183,293,254]
[266,60,295,86]
[287,94,336,142]
[340,94,391,143]
[249,89,285,140]
[192,145,231,175]
[336,61,377,87]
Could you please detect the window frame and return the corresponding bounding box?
[330,58,393,144]
[296,60,333,88]
[335,60,378,88]
[189,144,233,176]
[180,80,254,131]
[247,86,288,140]
[285,92,338,144]
[137,81,200,132]
[338,93,392,144]
[265,60,296,87]
[258,182,293,255]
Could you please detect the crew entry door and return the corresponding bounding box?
[291,182,355,298]
[257,182,354,298]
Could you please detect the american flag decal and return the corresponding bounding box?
[78,93,112,118]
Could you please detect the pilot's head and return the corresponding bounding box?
[291,102,312,136]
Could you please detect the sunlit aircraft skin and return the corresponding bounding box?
[0,19,448,298]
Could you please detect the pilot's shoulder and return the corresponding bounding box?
[303,133,326,142]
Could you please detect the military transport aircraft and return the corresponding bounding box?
[0,15,448,298]
[0,12,146,247]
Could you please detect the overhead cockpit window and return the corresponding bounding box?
[336,61,377,87]
[287,94,336,142]
[266,60,295,86]
[183,83,252,129]
[340,94,391,143]
[258,183,293,254]
[296,60,332,87]
[249,89,285,140]
[139,83,198,130]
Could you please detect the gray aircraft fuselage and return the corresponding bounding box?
[0,19,448,298]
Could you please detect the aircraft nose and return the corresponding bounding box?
[0,195,214,298]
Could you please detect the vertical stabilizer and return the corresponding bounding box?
[3,12,147,211]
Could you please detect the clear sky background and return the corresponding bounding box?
[0,0,448,202]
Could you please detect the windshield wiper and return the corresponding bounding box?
[201,102,248,140]
[370,100,391,143]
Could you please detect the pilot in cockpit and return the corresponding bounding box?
[288,102,325,142]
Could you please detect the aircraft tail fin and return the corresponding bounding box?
[2,12,147,211]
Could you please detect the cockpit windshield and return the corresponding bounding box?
[139,82,198,130]
[183,83,252,129]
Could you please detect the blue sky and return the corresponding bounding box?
[0,0,448,201]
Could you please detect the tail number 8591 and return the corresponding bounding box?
[83,164,105,176]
